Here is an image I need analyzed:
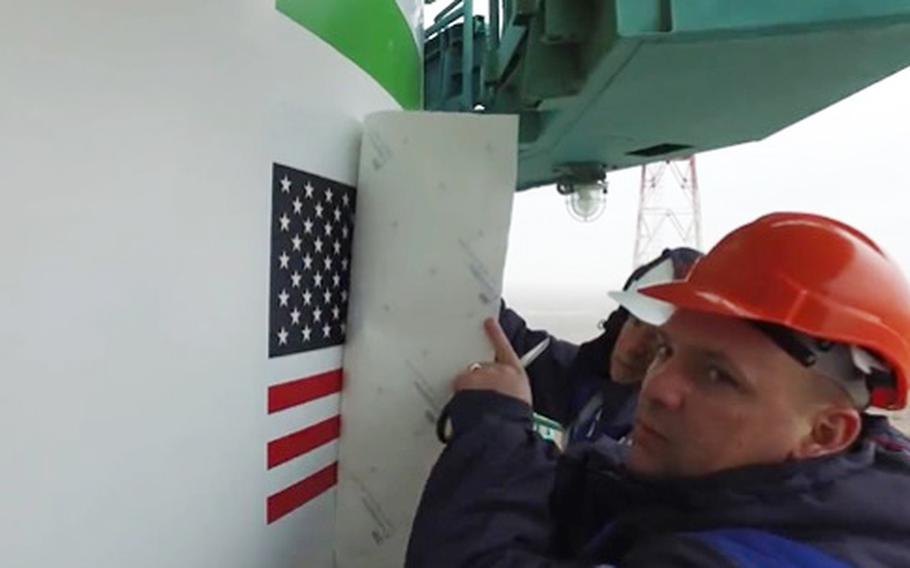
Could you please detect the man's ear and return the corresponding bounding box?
[796,407,862,459]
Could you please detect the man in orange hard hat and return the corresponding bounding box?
[407,212,910,567]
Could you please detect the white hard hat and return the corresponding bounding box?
[608,257,677,326]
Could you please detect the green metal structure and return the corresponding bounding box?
[425,1,910,190]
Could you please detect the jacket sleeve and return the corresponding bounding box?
[619,535,739,568]
[406,390,587,568]
[499,302,585,424]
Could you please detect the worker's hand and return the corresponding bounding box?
[454,318,532,406]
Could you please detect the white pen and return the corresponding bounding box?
[519,337,551,368]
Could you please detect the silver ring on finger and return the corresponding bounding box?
[468,362,483,372]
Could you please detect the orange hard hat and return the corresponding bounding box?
[641,212,910,410]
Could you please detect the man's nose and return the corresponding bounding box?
[641,360,689,411]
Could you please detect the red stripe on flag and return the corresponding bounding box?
[268,369,342,414]
[267,462,338,524]
[267,415,341,469]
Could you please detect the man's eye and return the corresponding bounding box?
[707,367,737,387]
[653,343,671,361]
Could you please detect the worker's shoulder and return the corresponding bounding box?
[619,529,852,568]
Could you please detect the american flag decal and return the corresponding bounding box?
[266,164,354,524]
[269,163,356,357]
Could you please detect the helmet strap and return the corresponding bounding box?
[751,321,817,367]
[750,321,882,408]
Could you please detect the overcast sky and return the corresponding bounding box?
[504,67,910,342]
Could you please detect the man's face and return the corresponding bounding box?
[627,310,815,478]
[610,316,658,384]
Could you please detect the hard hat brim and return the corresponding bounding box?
[608,289,677,326]
[608,257,680,325]
[639,281,760,321]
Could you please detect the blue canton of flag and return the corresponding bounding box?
[269,163,356,358]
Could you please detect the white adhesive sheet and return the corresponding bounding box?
[334,112,518,566]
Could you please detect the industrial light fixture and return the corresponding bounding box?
[558,178,608,223]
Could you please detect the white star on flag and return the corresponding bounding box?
[280,176,291,192]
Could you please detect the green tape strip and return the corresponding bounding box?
[533,412,565,447]
[277,0,422,109]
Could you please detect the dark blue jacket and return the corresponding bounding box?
[499,305,639,443]
[406,390,910,567]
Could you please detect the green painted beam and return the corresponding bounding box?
[510,0,910,189]
[426,1,910,189]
